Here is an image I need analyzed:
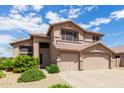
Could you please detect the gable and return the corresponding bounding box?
[47,21,104,36]
[52,21,85,35]
[81,43,115,54]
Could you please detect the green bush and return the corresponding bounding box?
[17,69,46,82]
[48,83,72,88]
[4,59,14,71]
[13,55,38,73]
[0,70,6,78]
[0,57,7,70]
[46,64,60,74]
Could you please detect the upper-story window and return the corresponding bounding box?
[115,55,120,58]
[61,30,78,41]
[92,36,100,42]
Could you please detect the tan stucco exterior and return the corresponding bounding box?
[10,21,122,71]
[12,39,33,58]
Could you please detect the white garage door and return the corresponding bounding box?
[83,53,109,70]
[59,53,78,71]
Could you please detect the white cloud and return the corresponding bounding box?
[79,17,111,30]
[68,6,97,19]
[0,34,16,44]
[46,11,68,24]
[90,18,111,26]
[32,5,44,12]
[0,6,49,34]
[110,9,124,20]
[106,32,123,37]
[84,6,97,12]
[0,15,48,34]
[60,9,67,13]
[68,8,81,18]
[11,5,44,14]
[92,27,100,32]
[79,23,92,29]
[10,5,29,14]
[0,46,12,57]
[87,8,124,28]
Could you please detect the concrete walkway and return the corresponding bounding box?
[59,69,124,88]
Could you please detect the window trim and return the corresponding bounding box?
[93,36,100,42]
[19,46,33,53]
[115,55,120,58]
[61,29,78,42]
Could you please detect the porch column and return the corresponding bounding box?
[79,52,83,71]
[33,38,39,58]
[109,54,112,69]
[56,51,61,66]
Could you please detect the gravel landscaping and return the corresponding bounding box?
[0,70,67,88]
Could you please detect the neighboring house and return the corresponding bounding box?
[111,46,124,67]
[10,21,122,71]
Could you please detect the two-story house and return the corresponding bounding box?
[10,21,122,71]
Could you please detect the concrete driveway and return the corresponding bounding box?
[59,69,124,88]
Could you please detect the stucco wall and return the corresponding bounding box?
[82,44,113,55]
[12,39,33,58]
[120,54,124,67]
[51,22,102,44]
[50,43,57,64]
[84,34,102,43]
[33,37,50,58]
[110,54,124,67]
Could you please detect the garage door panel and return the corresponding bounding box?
[59,53,78,71]
[83,53,109,70]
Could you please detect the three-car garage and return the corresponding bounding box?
[57,43,113,71]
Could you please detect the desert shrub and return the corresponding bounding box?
[46,64,60,74]
[48,83,72,88]
[4,58,14,71]
[17,69,46,82]
[13,55,38,73]
[0,70,6,78]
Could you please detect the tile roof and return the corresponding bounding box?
[53,41,115,54]
[10,33,49,45]
[30,33,48,38]
[110,45,124,53]
[53,41,100,52]
[53,42,85,51]
[47,20,104,36]
[10,38,30,45]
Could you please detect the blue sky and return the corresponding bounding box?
[0,5,124,57]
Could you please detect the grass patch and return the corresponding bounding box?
[48,83,72,88]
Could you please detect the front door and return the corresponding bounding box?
[39,42,50,68]
[40,54,43,65]
[39,49,49,68]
